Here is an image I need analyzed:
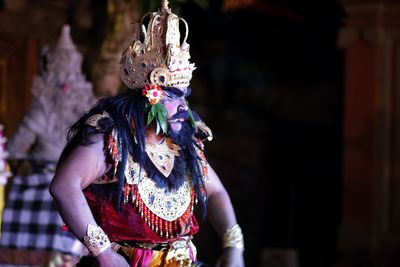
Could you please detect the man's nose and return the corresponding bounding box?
[177,98,188,112]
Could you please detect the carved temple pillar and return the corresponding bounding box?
[338,1,400,266]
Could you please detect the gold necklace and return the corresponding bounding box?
[145,138,180,177]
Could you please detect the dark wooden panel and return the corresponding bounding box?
[389,40,400,231]
[0,36,37,137]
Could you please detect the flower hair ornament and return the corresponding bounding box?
[142,83,163,105]
[142,83,168,135]
[142,83,197,135]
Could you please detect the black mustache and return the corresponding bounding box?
[170,111,189,120]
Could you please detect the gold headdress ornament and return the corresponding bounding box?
[120,0,196,90]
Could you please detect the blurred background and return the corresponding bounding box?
[0,0,399,266]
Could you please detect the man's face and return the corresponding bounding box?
[160,87,191,133]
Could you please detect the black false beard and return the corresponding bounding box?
[168,120,195,148]
[145,120,196,191]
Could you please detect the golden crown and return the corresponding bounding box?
[120,0,196,90]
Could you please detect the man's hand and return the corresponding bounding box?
[216,247,245,267]
[95,248,129,267]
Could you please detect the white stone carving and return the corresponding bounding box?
[0,124,11,185]
[8,24,97,162]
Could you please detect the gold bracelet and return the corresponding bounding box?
[82,224,111,256]
[222,224,244,251]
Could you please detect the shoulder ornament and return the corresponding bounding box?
[194,140,209,182]
[85,111,110,130]
[92,128,120,184]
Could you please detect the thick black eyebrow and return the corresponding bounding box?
[162,86,185,97]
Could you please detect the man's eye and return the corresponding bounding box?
[164,93,178,99]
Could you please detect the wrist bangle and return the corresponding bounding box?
[222,224,244,251]
[82,224,111,256]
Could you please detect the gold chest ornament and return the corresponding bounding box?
[145,137,180,177]
[122,153,197,239]
[96,129,197,238]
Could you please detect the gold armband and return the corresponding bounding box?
[222,224,244,251]
[82,224,111,256]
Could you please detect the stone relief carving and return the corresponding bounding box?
[8,24,97,162]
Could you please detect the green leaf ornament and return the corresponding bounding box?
[147,103,168,135]
[186,100,196,127]
[147,105,156,126]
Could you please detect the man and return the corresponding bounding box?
[50,1,244,266]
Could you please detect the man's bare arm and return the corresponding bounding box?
[205,165,238,235]
[205,165,245,267]
[49,135,129,266]
[49,135,106,239]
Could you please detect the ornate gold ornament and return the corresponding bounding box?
[222,224,245,251]
[82,224,111,256]
[85,111,111,130]
[120,0,196,90]
[138,174,192,222]
[145,138,180,177]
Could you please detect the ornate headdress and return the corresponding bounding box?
[120,0,196,90]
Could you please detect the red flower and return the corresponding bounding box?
[143,83,163,105]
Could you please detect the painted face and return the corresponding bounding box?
[161,87,191,133]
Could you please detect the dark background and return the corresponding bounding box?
[179,1,345,266]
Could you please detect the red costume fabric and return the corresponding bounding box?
[84,189,199,266]
[84,189,199,243]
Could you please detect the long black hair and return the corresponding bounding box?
[57,88,208,217]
